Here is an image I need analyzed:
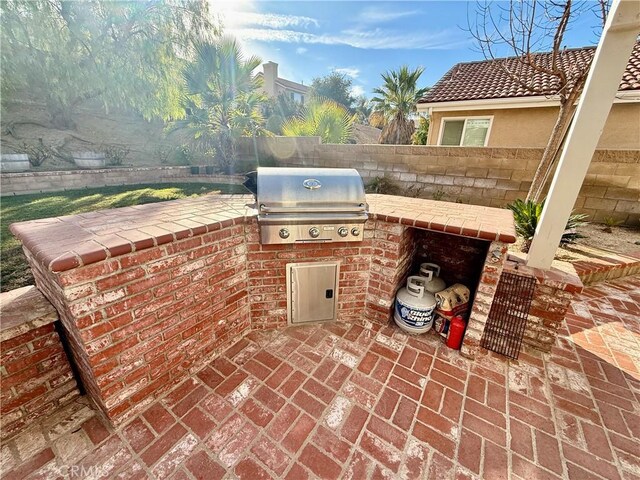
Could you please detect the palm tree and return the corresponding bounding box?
[282,98,355,144]
[175,37,268,172]
[368,111,386,129]
[371,66,429,145]
[353,96,372,125]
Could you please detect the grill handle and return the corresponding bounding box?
[260,204,367,214]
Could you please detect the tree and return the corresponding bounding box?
[175,37,268,172]
[308,72,355,110]
[354,96,373,125]
[412,116,430,145]
[282,98,356,144]
[368,111,386,129]
[263,93,304,135]
[469,0,609,202]
[371,66,429,145]
[1,0,214,129]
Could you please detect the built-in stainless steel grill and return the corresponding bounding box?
[247,167,368,244]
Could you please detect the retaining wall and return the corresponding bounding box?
[0,167,244,196]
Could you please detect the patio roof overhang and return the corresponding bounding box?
[527,0,640,270]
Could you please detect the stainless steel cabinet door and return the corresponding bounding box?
[287,262,339,324]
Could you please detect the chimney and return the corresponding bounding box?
[263,61,278,97]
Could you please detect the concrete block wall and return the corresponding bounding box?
[239,138,639,225]
[3,138,637,224]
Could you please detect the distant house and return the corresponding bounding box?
[257,61,309,104]
[417,44,640,149]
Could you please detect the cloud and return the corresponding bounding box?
[358,6,419,24]
[233,27,468,50]
[351,85,366,97]
[232,12,318,29]
[296,47,308,54]
[333,67,360,79]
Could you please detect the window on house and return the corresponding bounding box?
[440,117,492,146]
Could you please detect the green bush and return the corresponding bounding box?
[104,145,130,166]
[173,146,193,165]
[412,116,429,145]
[601,216,623,233]
[282,98,355,144]
[366,176,398,195]
[507,199,588,252]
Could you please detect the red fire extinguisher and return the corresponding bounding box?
[446,315,466,350]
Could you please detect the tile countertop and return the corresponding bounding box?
[9,194,516,273]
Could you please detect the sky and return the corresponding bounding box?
[211,1,606,98]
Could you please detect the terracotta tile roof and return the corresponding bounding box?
[420,43,640,104]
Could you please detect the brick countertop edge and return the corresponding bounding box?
[0,286,58,341]
[366,194,517,244]
[10,194,517,273]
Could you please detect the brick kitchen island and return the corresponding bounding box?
[10,193,578,426]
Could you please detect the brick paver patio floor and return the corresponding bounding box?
[2,275,639,479]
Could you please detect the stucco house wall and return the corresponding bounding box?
[258,61,308,103]
[427,103,640,149]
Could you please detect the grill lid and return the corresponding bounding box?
[256,167,367,214]
[251,167,368,244]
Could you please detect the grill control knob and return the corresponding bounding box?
[338,227,349,237]
[309,227,320,238]
[279,228,290,239]
[351,227,361,237]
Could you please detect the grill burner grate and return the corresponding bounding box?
[481,271,536,359]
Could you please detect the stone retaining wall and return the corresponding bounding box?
[0,167,244,196]
[0,286,80,441]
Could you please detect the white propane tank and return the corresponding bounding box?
[394,276,437,334]
[419,263,447,293]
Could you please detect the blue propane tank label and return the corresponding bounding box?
[395,300,434,327]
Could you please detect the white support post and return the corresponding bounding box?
[526,0,640,270]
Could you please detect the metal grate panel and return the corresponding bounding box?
[481,271,537,359]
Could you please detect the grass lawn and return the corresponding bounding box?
[1,183,248,292]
